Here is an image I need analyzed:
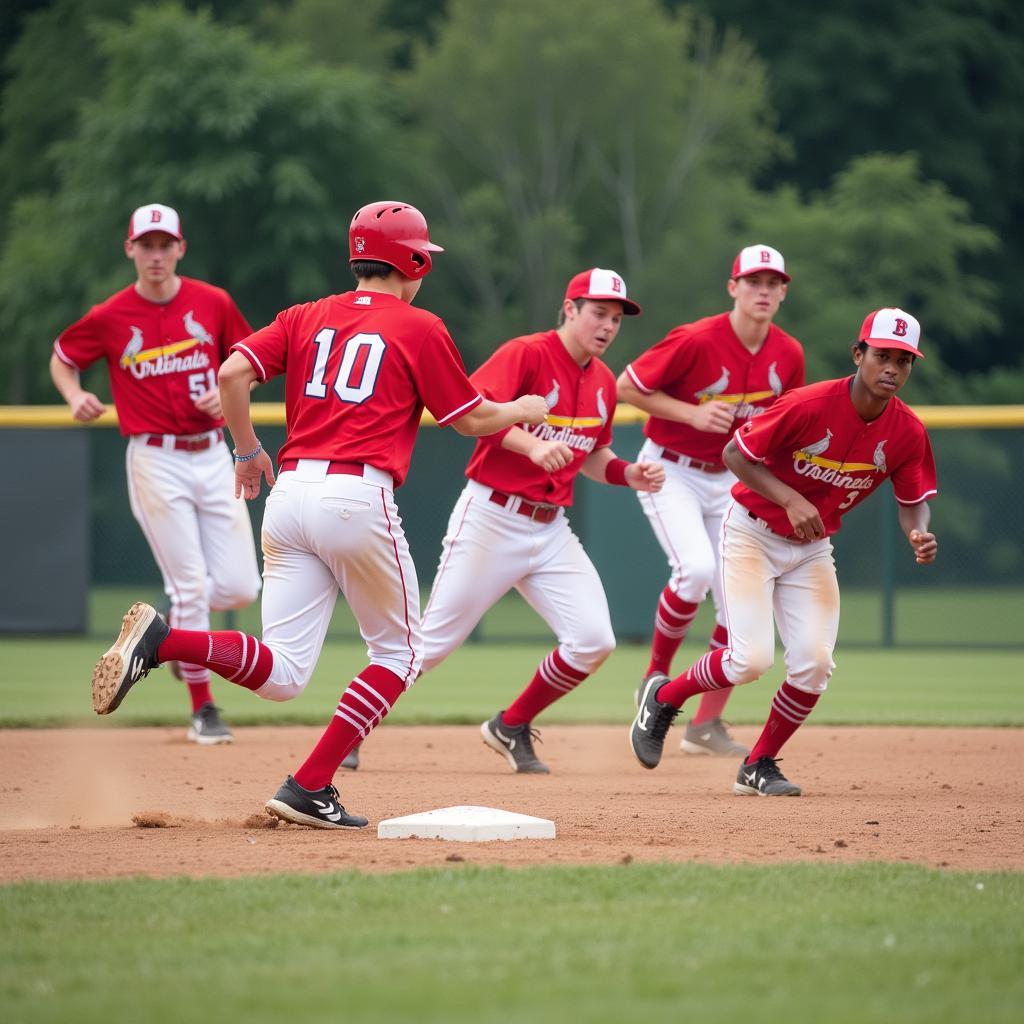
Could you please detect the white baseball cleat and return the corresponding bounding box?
[91,602,169,715]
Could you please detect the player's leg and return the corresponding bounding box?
[419,484,527,674]
[682,481,751,757]
[734,541,840,797]
[484,525,615,773]
[636,453,719,679]
[124,439,223,733]
[631,505,778,769]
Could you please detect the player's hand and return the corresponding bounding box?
[529,440,574,472]
[193,387,223,418]
[908,529,937,564]
[69,390,106,422]
[626,460,665,493]
[515,395,550,425]
[691,400,736,434]
[234,450,276,501]
[783,494,826,541]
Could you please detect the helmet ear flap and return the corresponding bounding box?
[349,201,443,279]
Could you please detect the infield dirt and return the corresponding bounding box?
[0,724,1019,882]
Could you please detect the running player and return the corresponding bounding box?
[617,244,804,756]
[419,268,664,774]
[51,203,260,744]
[90,200,547,828]
[630,308,937,795]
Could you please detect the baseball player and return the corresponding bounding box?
[416,268,664,774]
[89,200,548,829]
[617,244,805,756]
[50,203,261,744]
[630,308,938,795]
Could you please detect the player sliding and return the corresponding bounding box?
[420,268,663,774]
[90,200,548,829]
[630,309,938,795]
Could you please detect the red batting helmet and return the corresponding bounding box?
[348,201,443,279]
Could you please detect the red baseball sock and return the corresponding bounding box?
[503,649,588,726]
[185,680,214,712]
[692,625,731,724]
[646,588,698,677]
[293,665,406,791]
[656,648,733,708]
[158,629,274,692]
[746,681,820,762]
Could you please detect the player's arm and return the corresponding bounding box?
[497,427,574,472]
[580,447,665,492]
[450,395,548,437]
[218,351,276,500]
[616,370,734,433]
[49,352,106,421]
[722,437,825,541]
[897,501,937,565]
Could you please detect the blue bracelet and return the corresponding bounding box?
[233,441,262,463]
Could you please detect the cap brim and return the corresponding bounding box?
[579,293,642,316]
[733,268,791,283]
[129,229,182,242]
[863,338,923,359]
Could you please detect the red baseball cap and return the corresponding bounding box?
[858,308,924,359]
[564,268,642,315]
[127,203,183,241]
[732,244,790,282]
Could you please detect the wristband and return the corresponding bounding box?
[233,441,262,463]
[605,458,630,487]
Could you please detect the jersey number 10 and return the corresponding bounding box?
[304,329,386,404]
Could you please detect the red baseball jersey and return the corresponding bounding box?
[464,330,616,506]
[233,290,481,488]
[624,312,804,464]
[732,376,938,537]
[54,277,252,436]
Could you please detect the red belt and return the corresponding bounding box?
[278,459,364,476]
[488,489,560,524]
[145,429,223,452]
[660,447,727,473]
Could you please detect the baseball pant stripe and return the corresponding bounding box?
[380,488,417,686]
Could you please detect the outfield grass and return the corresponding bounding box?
[2,635,1022,729]
[1,863,1019,1024]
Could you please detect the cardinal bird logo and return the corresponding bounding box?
[184,310,213,345]
[695,367,730,403]
[596,387,609,426]
[768,361,783,396]
[119,326,145,368]
[873,440,888,474]
[545,378,561,410]
[797,429,833,459]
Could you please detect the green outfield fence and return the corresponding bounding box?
[2,404,1023,648]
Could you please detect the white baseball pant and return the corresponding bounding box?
[718,501,839,694]
[421,479,615,675]
[253,460,421,702]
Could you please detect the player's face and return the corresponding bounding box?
[728,271,787,322]
[125,232,185,286]
[852,344,915,399]
[563,300,624,364]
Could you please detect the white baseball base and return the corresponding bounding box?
[377,805,555,841]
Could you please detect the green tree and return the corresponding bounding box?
[0,2,398,403]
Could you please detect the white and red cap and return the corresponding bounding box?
[858,308,924,359]
[732,244,790,282]
[564,268,642,315]
[127,203,183,241]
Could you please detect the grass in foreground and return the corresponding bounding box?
[1,863,1019,1024]
[1,636,1022,728]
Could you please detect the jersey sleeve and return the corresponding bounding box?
[890,427,938,505]
[468,340,536,447]
[409,321,482,426]
[733,389,808,462]
[53,309,103,371]
[624,327,693,394]
[231,306,294,382]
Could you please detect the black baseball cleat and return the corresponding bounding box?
[733,756,802,797]
[481,712,550,774]
[92,602,170,715]
[265,776,368,830]
[629,672,678,769]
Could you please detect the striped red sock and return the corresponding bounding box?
[692,625,731,723]
[747,681,820,762]
[646,588,698,676]
[656,647,733,708]
[158,629,274,692]
[293,666,406,791]
[502,649,588,726]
